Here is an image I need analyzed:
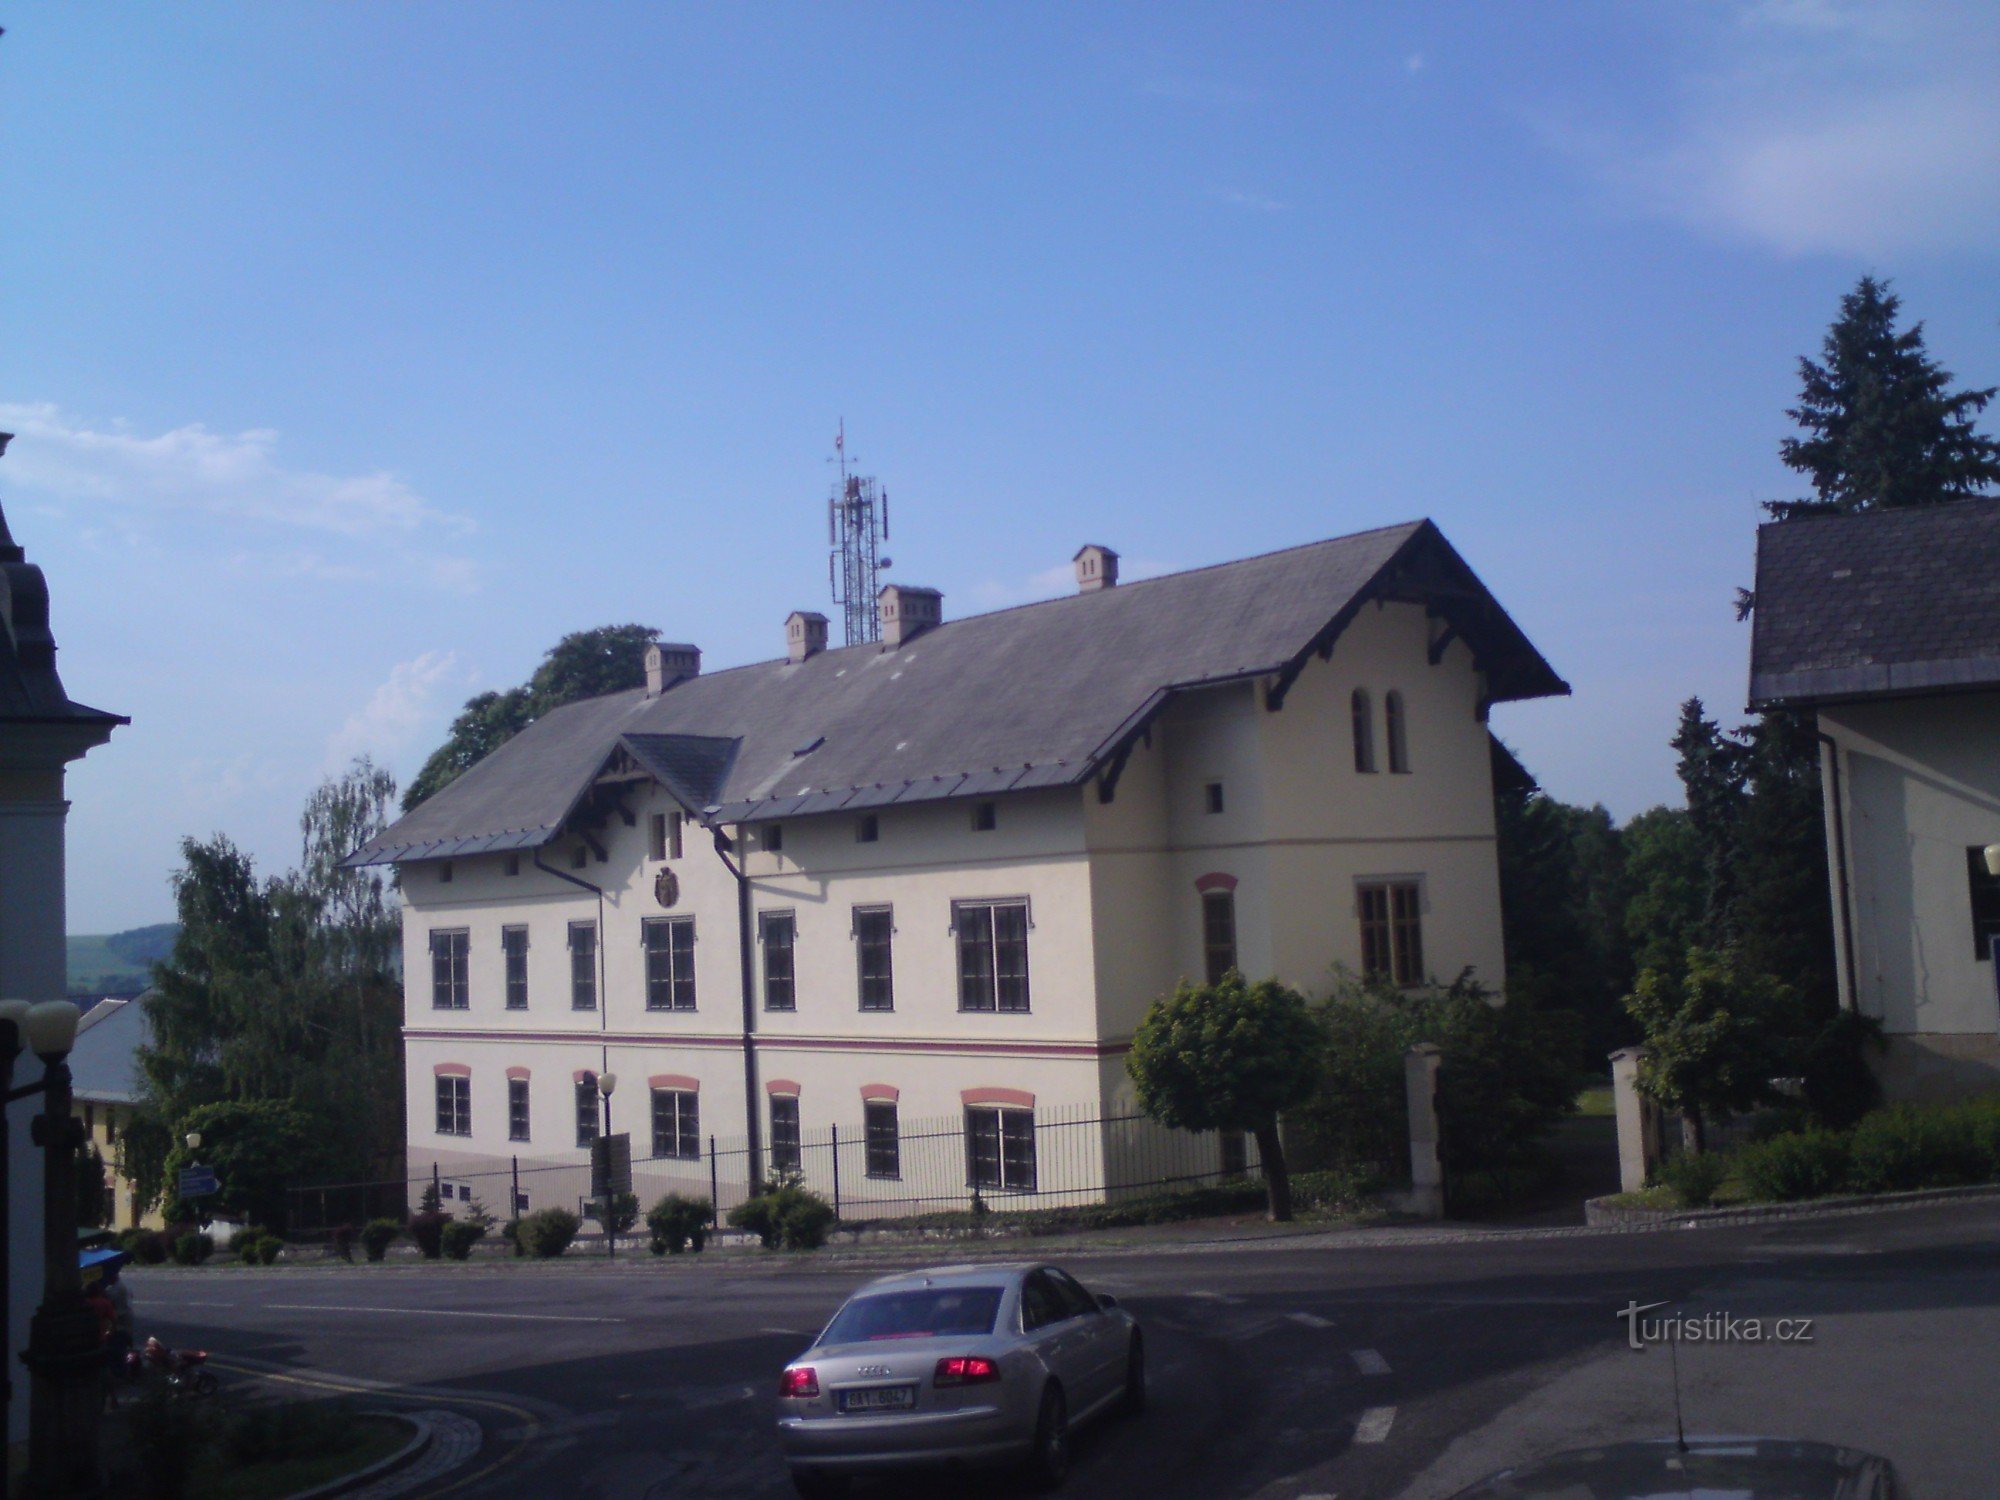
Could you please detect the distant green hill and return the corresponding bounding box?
[68,923,177,998]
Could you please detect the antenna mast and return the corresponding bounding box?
[826,419,892,646]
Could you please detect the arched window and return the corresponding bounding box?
[1351,689,1376,773]
[1386,691,1410,774]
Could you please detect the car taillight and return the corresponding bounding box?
[933,1355,1000,1386]
[780,1367,819,1398]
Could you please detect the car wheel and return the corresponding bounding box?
[1026,1382,1070,1490]
[789,1471,846,1499]
[1120,1334,1146,1418]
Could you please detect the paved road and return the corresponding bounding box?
[134,1199,2000,1498]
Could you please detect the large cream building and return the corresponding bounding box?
[350,522,1564,1214]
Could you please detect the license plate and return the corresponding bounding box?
[839,1385,916,1413]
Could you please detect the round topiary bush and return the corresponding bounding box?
[360,1219,401,1262]
[250,1235,284,1266]
[516,1207,580,1259]
[645,1194,713,1255]
[440,1220,487,1261]
[229,1226,270,1261]
[169,1232,215,1267]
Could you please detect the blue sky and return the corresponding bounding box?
[5,2,1998,932]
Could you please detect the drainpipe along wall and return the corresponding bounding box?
[1814,729,1860,1014]
[708,826,763,1192]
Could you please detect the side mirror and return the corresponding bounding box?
[1097,1294,1118,1310]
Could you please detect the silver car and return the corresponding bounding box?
[777,1262,1144,1495]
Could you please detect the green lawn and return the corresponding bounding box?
[199,1414,411,1500]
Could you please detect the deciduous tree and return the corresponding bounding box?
[1127,974,1323,1221]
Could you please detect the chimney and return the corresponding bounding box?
[644,641,701,696]
[877,584,943,650]
[786,611,829,663]
[1074,544,1119,593]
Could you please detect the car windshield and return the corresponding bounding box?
[822,1287,1005,1343]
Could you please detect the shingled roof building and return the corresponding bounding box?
[1752,497,2000,1101]
[354,521,1564,1211]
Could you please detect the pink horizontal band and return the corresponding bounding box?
[961,1087,1034,1108]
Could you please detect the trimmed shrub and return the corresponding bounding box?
[228,1225,270,1260]
[130,1232,169,1272]
[250,1235,284,1266]
[1658,1150,1729,1209]
[646,1194,713,1255]
[408,1211,451,1261]
[1736,1130,1851,1202]
[169,1232,215,1267]
[116,1227,150,1255]
[440,1220,487,1261]
[1288,1168,1374,1217]
[728,1179,836,1251]
[500,1218,524,1257]
[360,1219,401,1262]
[330,1224,356,1263]
[516,1207,580,1259]
[1848,1102,2000,1193]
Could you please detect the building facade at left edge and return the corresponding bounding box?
[0,430,127,1460]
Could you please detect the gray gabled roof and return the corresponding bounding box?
[348,520,1566,866]
[1751,497,2000,709]
[70,993,152,1106]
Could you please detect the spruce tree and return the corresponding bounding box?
[1769,276,2000,520]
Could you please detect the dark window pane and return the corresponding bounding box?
[957,905,996,1011]
[762,912,796,1010]
[1203,891,1237,985]
[864,1101,900,1179]
[1000,1109,1037,1191]
[502,927,529,1010]
[856,908,894,1010]
[570,923,597,1011]
[430,930,469,1010]
[1392,882,1424,986]
[1358,885,1392,980]
[1020,1271,1064,1331]
[994,904,1030,1011]
[1352,689,1376,773]
[1968,847,2000,961]
[576,1074,599,1147]
[965,1108,1001,1188]
[822,1288,1002,1344]
[770,1096,801,1173]
[508,1078,530,1141]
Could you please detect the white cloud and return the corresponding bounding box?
[1544,1,2000,257]
[0,402,480,589]
[1214,187,1291,214]
[323,650,465,773]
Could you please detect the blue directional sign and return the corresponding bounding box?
[178,1166,220,1198]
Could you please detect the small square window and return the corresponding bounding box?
[439,860,454,883]
[1204,782,1225,815]
[973,802,997,832]
[857,814,879,844]
[649,812,668,862]
[503,853,520,876]
[570,844,588,870]
[763,824,784,853]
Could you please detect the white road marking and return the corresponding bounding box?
[262,1302,622,1324]
[1351,1348,1391,1376]
[1190,1291,1243,1304]
[1297,1493,1337,1499]
[1287,1312,1334,1329]
[1354,1406,1396,1443]
[761,1327,804,1336]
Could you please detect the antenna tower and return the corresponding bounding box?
[826,419,892,646]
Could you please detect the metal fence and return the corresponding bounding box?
[285,1102,1261,1235]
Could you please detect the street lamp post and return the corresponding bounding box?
[17,1000,97,1497]
[0,999,33,1500]
[598,1073,618,1260]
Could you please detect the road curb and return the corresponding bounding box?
[1582,1180,2000,1228]
[280,1410,429,1500]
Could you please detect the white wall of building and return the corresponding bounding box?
[1821,693,2000,1099]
